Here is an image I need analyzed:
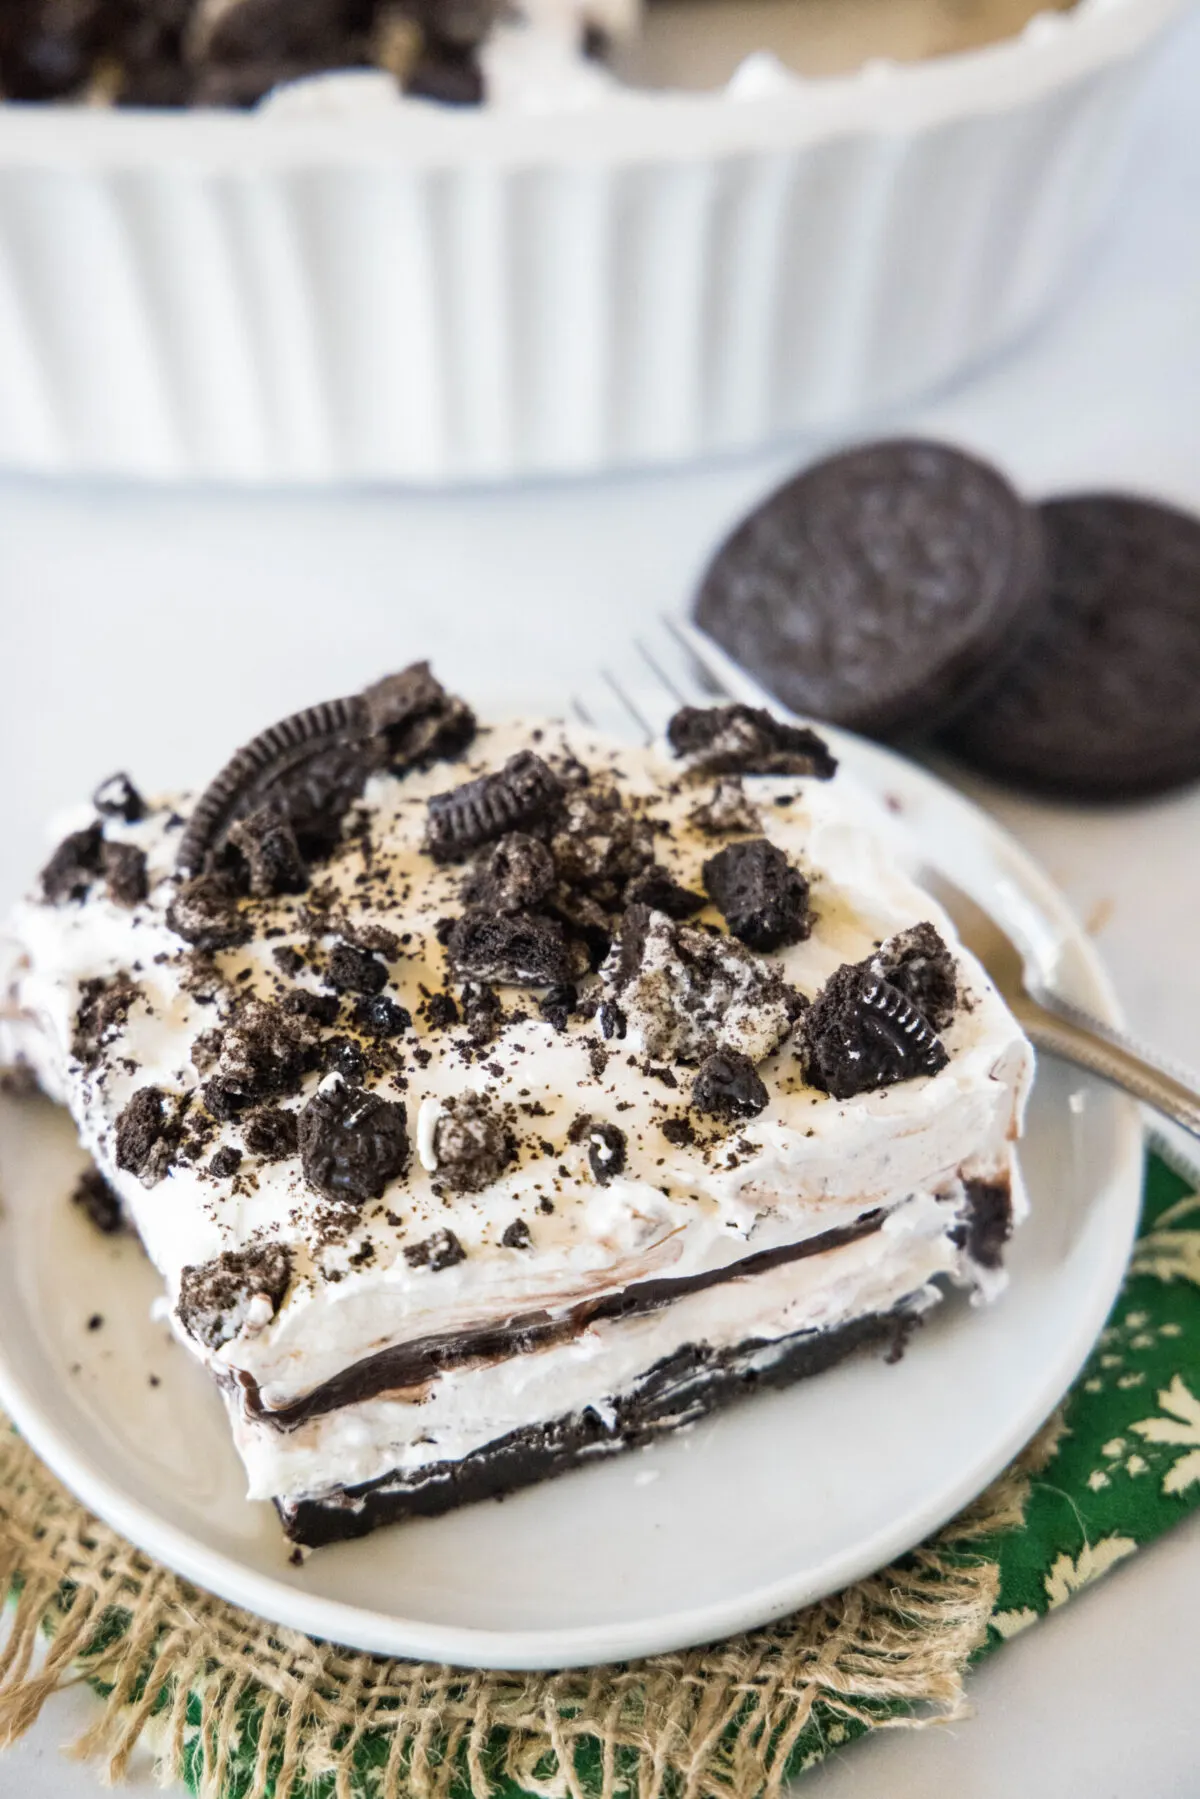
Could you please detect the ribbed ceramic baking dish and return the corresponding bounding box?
[0,0,1185,485]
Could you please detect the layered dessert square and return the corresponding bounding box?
[0,667,1032,1547]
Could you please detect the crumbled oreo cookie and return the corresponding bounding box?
[597,1001,626,1040]
[242,1105,300,1161]
[40,822,103,905]
[71,972,140,1068]
[426,751,563,863]
[688,779,762,838]
[336,918,402,959]
[702,838,812,952]
[950,1177,1013,1271]
[660,1115,695,1148]
[282,989,341,1027]
[71,1165,124,1235]
[424,992,460,1031]
[403,1228,468,1272]
[691,1050,769,1122]
[299,1080,410,1205]
[201,1000,318,1119]
[446,909,571,987]
[866,923,957,1033]
[463,833,556,915]
[323,1036,367,1083]
[501,1218,531,1249]
[93,772,145,823]
[209,1145,243,1179]
[549,786,654,904]
[667,705,838,780]
[103,841,149,908]
[432,1093,516,1194]
[361,662,477,772]
[604,904,800,1065]
[538,983,578,1033]
[803,965,949,1100]
[460,982,504,1044]
[167,872,251,951]
[623,867,706,919]
[177,1242,293,1352]
[327,941,388,996]
[586,1121,627,1184]
[404,43,484,104]
[355,995,412,1038]
[114,1086,177,1186]
[226,806,308,897]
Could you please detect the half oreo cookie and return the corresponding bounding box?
[942,495,1200,800]
[693,439,1046,739]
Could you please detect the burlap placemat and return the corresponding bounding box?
[2,1141,1198,1799]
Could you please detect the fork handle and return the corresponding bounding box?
[1016,992,1200,1139]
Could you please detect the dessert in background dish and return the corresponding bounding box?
[0,667,1032,1547]
[0,0,1070,110]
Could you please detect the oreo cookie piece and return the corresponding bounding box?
[604,904,800,1065]
[803,965,949,1100]
[585,1120,627,1184]
[866,923,957,1033]
[667,706,837,780]
[299,1080,410,1205]
[693,440,1046,739]
[432,1094,516,1194]
[103,841,149,908]
[167,872,251,951]
[426,751,563,863]
[41,823,103,905]
[242,1105,300,1161]
[943,495,1200,799]
[93,772,145,823]
[71,1165,125,1236]
[115,1086,177,1186]
[178,1243,293,1351]
[404,1229,467,1272]
[226,807,308,897]
[463,833,556,915]
[326,942,388,996]
[624,867,706,919]
[177,665,472,876]
[446,909,571,987]
[691,1050,769,1122]
[201,1000,318,1119]
[702,838,811,952]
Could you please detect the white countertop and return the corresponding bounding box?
[2,7,1200,1789]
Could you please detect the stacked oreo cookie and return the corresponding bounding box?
[694,439,1200,801]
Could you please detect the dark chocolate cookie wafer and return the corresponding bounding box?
[943,495,1200,800]
[693,439,1046,739]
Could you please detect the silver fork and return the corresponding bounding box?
[575,618,1200,1140]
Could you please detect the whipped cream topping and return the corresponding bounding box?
[1,713,1032,1451]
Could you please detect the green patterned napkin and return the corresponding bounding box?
[2,1139,1198,1799]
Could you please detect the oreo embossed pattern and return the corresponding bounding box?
[694,439,1200,801]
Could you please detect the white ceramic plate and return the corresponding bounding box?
[0,729,1141,1670]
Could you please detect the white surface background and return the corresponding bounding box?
[2,6,1200,1790]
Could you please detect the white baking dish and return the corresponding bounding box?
[0,0,1185,485]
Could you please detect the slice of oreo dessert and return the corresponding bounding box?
[0,676,1032,1547]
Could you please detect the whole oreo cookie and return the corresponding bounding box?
[942,496,1200,799]
[693,440,1046,739]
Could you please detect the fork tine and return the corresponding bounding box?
[601,670,655,744]
[659,616,736,701]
